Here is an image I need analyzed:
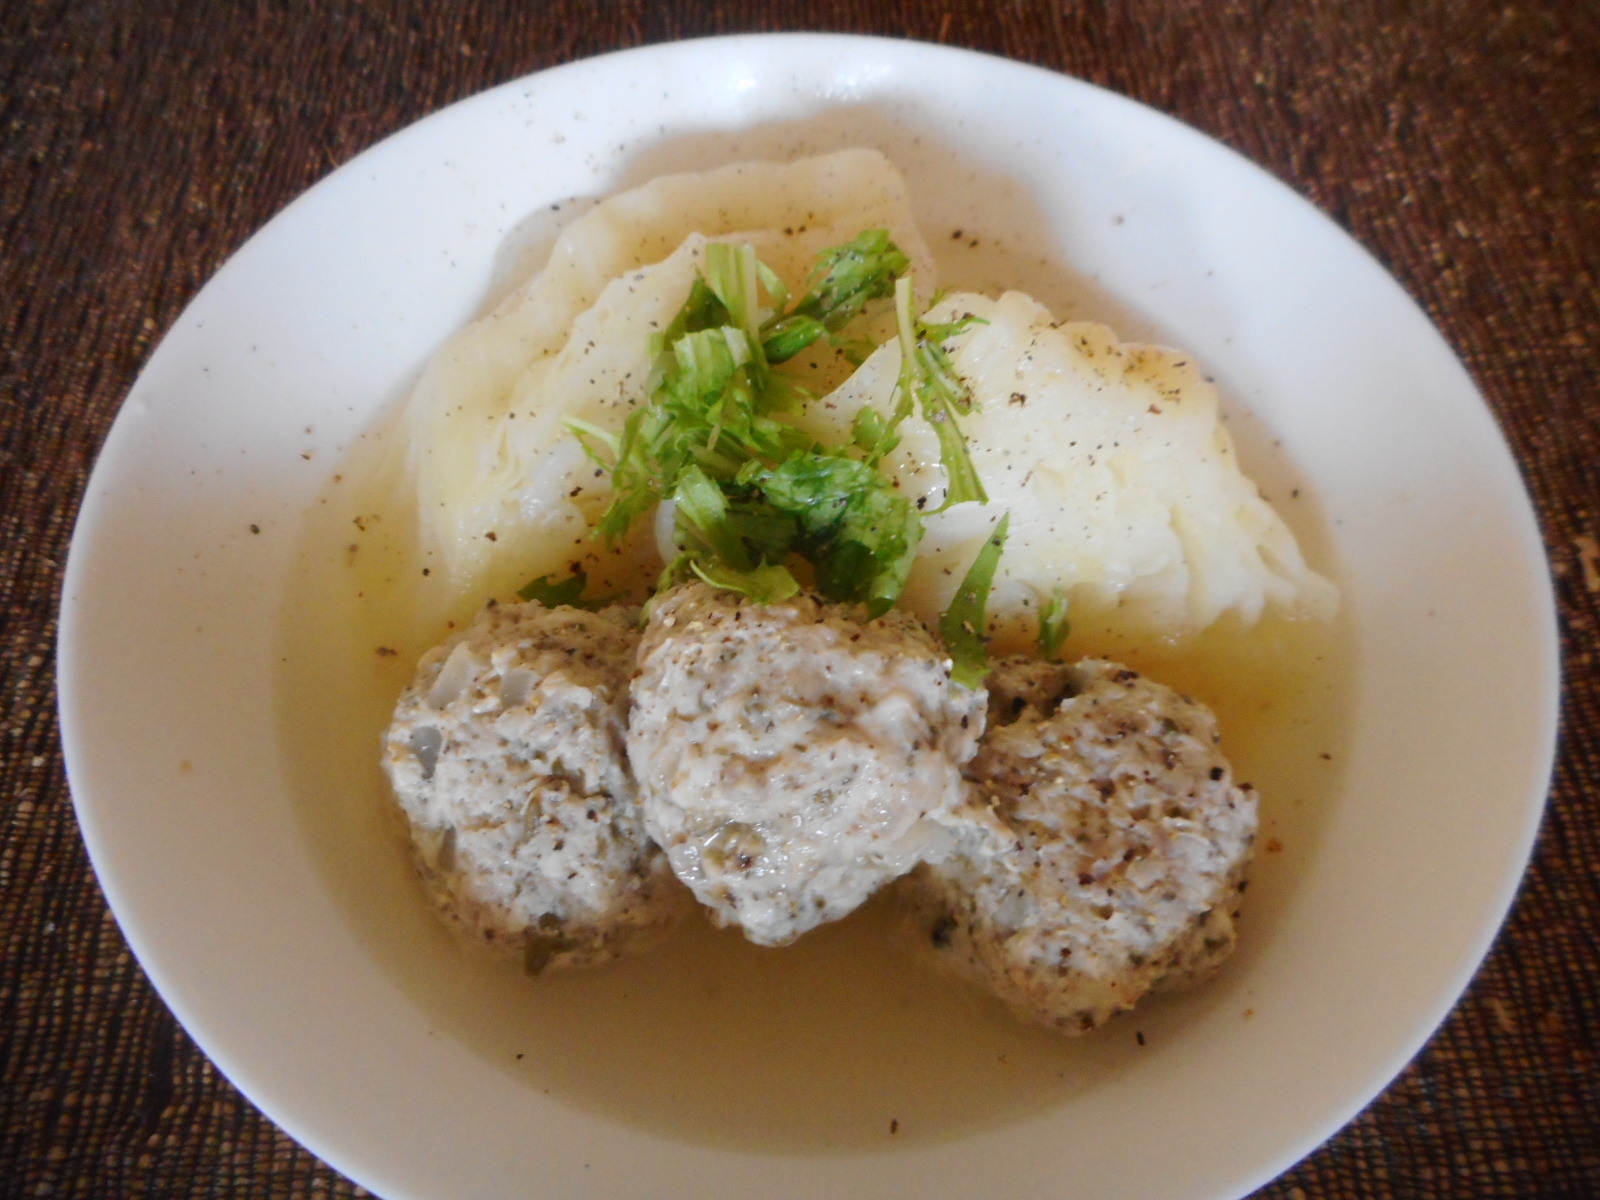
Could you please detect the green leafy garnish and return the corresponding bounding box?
[759,230,909,363]
[571,235,907,543]
[894,276,986,510]
[754,452,922,617]
[940,513,1009,688]
[704,242,763,345]
[688,557,801,604]
[571,321,807,543]
[517,568,589,608]
[562,231,991,616]
[849,403,896,459]
[672,464,754,571]
[654,275,732,352]
[1039,587,1071,658]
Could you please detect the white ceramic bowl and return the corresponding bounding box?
[59,34,1558,1200]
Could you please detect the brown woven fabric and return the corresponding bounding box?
[3,1,1596,1195]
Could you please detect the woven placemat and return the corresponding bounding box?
[3,2,1596,1195]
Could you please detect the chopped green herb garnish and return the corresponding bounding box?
[517,568,589,608]
[704,242,763,345]
[892,277,986,509]
[759,230,909,363]
[940,513,1009,688]
[1039,587,1071,658]
[755,451,922,617]
[672,463,753,571]
[571,319,808,543]
[561,231,990,616]
[570,235,903,544]
[688,557,801,604]
[721,497,801,564]
[850,402,904,463]
[653,276,732,354]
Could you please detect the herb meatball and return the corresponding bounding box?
[627,582,991,947]
[903,657,1256,1032]
[382,600,689,972]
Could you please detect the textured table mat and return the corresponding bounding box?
[3,2,1596,1195]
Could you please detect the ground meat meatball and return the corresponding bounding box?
[903,657,1256,1033]
[382,600,689,972]
[628,582,990,947]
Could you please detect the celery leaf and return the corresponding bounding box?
[940,513,1009,688]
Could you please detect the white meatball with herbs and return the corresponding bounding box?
[383,600,688,973]
[627,582,992,947]
[902,657,1257,1033]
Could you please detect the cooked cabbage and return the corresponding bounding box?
[796,291,1337,640]
[401,152,1333,645]
[402,150,934,606]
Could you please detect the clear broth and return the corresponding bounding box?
[276,421,1351,1152]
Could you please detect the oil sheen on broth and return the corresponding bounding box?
[276,414,1349,1152]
